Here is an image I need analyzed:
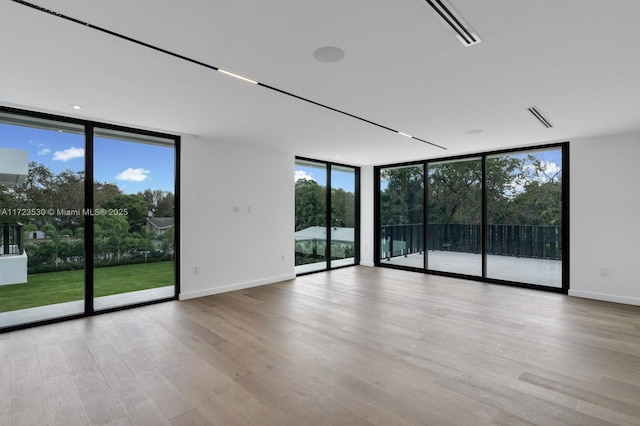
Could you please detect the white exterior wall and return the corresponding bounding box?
[0,252,27,286]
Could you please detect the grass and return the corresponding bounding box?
[0,261,174,313]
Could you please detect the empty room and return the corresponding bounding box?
[1,0,639,425]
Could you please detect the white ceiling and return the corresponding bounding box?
[2,0,640,165]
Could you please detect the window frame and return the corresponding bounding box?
[374,142,569,293]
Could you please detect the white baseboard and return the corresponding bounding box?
[359,261,375,267]
[569,290,640,307]
[179,273,296,300]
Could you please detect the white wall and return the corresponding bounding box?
[179,131,640,307]
[180,136,295,299]
[570,132,640,305]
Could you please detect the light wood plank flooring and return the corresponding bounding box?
[1,266,640,425]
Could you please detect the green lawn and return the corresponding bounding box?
[0,261,174,313]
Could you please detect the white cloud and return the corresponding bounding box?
[38,148,51,156]
[116,168,150,182]
[295,170,315,182]
[53,147,84,161]
[523,161,561,183]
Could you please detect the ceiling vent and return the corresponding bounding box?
[424,0,480,46]
[528,106,554,128]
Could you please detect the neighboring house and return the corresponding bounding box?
[28,230,46,240]
[146,217,174,237]
[295,226,355,258]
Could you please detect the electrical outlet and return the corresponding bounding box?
[194,266,201,275]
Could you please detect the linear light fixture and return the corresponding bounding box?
[218,69,259,85]
[12,0,447,151]
[424,0,480,46]
[528,106,553,128]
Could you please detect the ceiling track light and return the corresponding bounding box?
[528,106,553,128]
[423,0,480,47]
[12,0,447,151]
[218,69,259,85]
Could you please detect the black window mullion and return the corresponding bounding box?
[561,143,570,292]
[354,166,361,265]
[84,125,94,314]
[423,162,428,271]
[481,155,487,278]
[326,164,332,270]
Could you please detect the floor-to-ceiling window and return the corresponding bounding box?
[295,158,359,274]
[378,164,424,268]
[486,147,563,287]
[0,107,178,331]
[93,128,176,310]
[427,157,482,276]
[0,111,86,327]
[375,143,568,292]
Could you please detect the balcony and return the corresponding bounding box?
[381,223,562,287]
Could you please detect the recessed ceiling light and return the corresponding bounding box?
[465,129,483,134]
[313,46,345,63]
[71,104,83,110]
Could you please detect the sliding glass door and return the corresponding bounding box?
[330,165,357,268]
[0,112,85,327]
[379,164,424,268]
[0,107,178,331]
[427,157,482,276]
[486,147,563,287]
[93,129,176,310]
[375,143,567,292]
[295,158,359,274]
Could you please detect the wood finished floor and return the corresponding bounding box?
[2,266,640,425]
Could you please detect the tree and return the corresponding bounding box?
[295,179,326,231]
[94,181,123,208]
[139,189,174,217]
[330,188,355,227]
[40,224,60,266]
[159,226,175,259]
[428,160,482,224]
[103,194,148,231]
[380,165,424,226]
[94,214,130,261]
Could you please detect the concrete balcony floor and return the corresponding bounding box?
[383,250,562,287]
[297,251,562,288]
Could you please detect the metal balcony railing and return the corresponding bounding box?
[381,223,561,260]
[1,222,24,255]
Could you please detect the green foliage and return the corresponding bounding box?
[0,160,176,272]
[295,179,326,231]
[428,160,482,224]
[380,165,424,225]
[104,193,148,230]
[380,152,562,227]
[295,178,356,232]
[140,188,175,217]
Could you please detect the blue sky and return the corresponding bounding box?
[1,123,175,194]
[295,164,356,193]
